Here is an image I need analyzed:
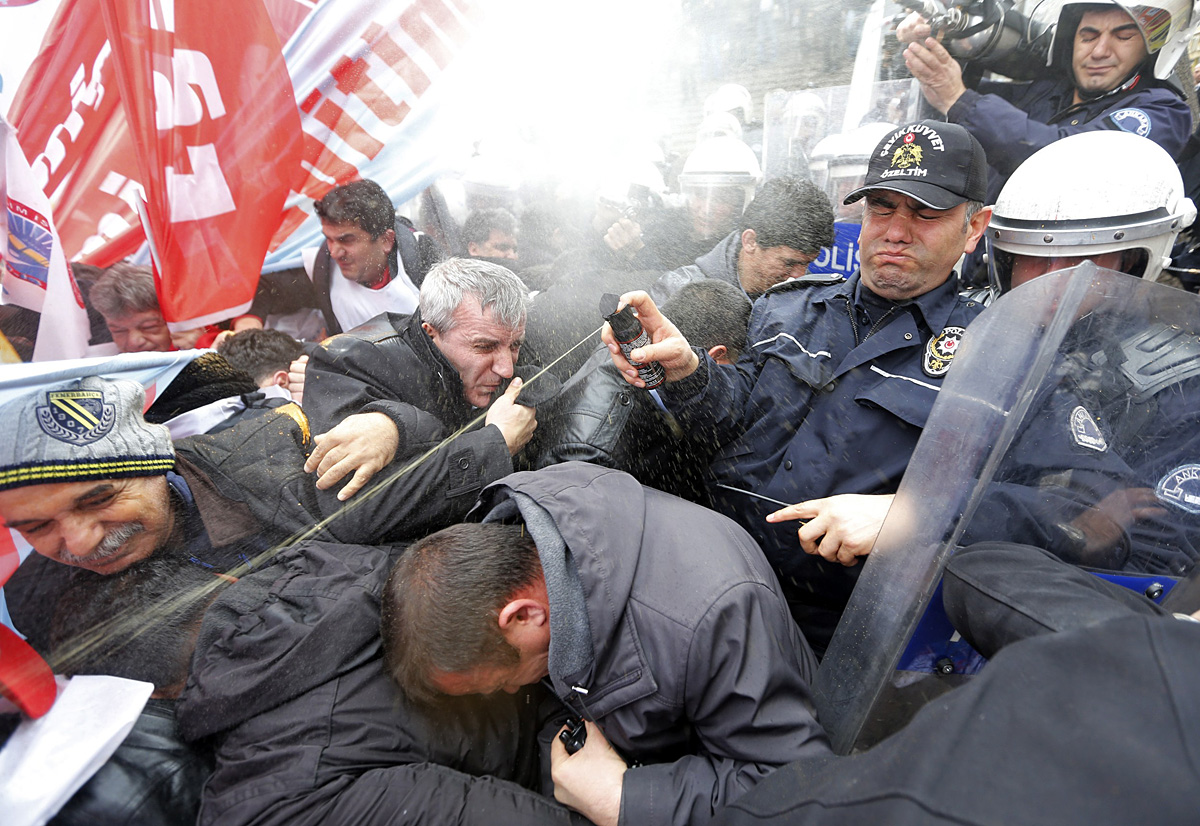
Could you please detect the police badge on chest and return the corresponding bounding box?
[922,326,965,378]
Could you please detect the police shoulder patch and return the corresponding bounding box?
[1069,405,1107,452]
[1156,464,1200,513]
[1109,108,1152,137]
[922,326,965,378]
[36,389,116,446]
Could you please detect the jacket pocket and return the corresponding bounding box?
[855,364,941,429]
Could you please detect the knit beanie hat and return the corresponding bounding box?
[0,376,175,492]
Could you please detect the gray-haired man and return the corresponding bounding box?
[301,258,540,535]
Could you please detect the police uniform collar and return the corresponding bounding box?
[840,270,963,334]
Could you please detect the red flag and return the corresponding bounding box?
[97,0,304,327]
[8,4,143,264]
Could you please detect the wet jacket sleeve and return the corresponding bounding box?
[618,582,831,826]
[208,764,589,826]
[949,82,1192,177]
[303,334,513,542]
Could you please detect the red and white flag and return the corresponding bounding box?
[0,114,90,361]
[98,0,305,328]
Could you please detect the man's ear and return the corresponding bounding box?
[467,241,481,256]
[497,598,548,630]
[381,228,397,253]
[963,206,993,255]
[270,369,290,387]
[740,228,758,251]
[421,321,437,340]
[707,344,730,364]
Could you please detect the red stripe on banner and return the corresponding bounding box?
[397,2,453,68]
[297,132,362,199]
[332,51,413,127]
[269,205,311,252]
[6,197,51,231]
[299,88,322,114]
[363,22,432,99]
[412,0,472,50]
[142,380,158,412]
[313,98,386,160]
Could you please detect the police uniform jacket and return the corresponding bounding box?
[474,463,830,826]
[711,613,1200,826]
[947,74,1191,201]
[662,272,986,635]
[304,311,515,542]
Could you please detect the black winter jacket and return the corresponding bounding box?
[475,463,832,826]
[177,541,586,826]
[304,311,516,542]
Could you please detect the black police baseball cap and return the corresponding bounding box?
[844,120,988,210]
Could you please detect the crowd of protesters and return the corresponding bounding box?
[6,3,1200,819]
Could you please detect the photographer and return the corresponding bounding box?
[899,0,1192,203]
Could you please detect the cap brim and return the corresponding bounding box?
[843,181,967,211]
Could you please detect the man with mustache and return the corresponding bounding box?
[0,373,474,647]
[604,121,992,651]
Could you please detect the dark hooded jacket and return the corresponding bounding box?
[472,462,831,826]
[651,230,743,305]
[176,540,586,826]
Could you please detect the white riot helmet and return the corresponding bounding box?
[704,84,754,126]
[697,111,744,142]
[1048,0,1198,80]
[679,136,762,238]
[987,130,1196,293]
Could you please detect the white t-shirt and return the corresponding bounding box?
[296,247,422,335]
[328,259,421,331]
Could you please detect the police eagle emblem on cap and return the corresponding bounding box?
[922,326,964,377]
[36,389,116,446]
[891,132,923,169]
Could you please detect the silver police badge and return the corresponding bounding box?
[1156,464,1200,514]
[1069,406,1107,452]
[922,326,965,378]
[36,389,116,446]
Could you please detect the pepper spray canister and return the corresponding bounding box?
[601,293,665,389]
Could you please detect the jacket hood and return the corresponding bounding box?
[473,463,648,690]
[693,230,743,287]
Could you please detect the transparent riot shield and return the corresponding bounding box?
[813,262,1200,754]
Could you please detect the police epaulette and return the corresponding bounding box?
[764,273,845,295]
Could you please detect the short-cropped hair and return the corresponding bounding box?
[314,179,396,239]
[662,279,751,359]
[381,523,542,705]
[217,328,304,385]
[89,263,160,319]
[419,258,528,334]
[463,208,518,247]
[741,176,835,254]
